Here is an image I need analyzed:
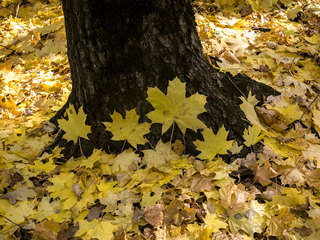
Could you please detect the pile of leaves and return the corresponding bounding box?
[1,0,320,239]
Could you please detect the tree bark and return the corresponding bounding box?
[53,0,276,158]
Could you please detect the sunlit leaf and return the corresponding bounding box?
[103,109,150,148]
[147,77,206,134]
[57,105,91,143]
[194,126,234,160]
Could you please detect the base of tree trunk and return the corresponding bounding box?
[51,0,277,160]
[50,70,276,161]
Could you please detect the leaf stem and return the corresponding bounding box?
[121,140,127,152]
[79,138,84,156]
[299,92,320,123]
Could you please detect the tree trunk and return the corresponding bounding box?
[53,0,276,158]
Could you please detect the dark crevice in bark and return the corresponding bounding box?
[52,0,278,160]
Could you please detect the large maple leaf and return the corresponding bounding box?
[75,219,118,240]
[239,91,260,127]
[194,126,234,160]
[57,104,91,143]
[146,77,207,134]
[103,109,150,148]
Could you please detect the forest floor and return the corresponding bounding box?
[0,0,320,239]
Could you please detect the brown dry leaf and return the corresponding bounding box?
[163,199,196,227]
[255,106,278,125]
[222,50,241,64]
[163,199,184,226]
[212,232,244,240]
[87,205,104,221]
[190,174,214,192]
[260,183,283,201]
[239,152,257,169]
[266,208,295,237]
[239,4,253,17]
[280,168,306,187]
[35,219,63,240]
[306,169,320,188]
[256,106,287,131]
[72,183,83,199]
[57,224,79,240]
[0,186,37,205]
[253,160,278,186]
[219,183,250,215]
[143,204,163,227]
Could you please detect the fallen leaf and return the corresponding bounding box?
[0,186,37,205]
[57,105,91,143]
[72,183,83,199]
[143,204,163,227]
[103,109,150,148]
[147,77,206,134]
[190,174,214,192]
[194,126,234,160]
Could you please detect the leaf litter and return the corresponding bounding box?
[1,0,320,239]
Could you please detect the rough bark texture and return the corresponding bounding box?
[53,0,276,158]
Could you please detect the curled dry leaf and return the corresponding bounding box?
[72,183,83,199]
[253,160,278,186]
[143,204,164,227]
[0,186,37,205]
[222,50,241,64]
[190,174,214,192]
[87,205,104,221]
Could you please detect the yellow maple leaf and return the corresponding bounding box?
[142,141,180,169]
[243,124,264,147]
[75,219,118,240]
[312,109,320,134]
[111,150,141,173]
[79,148,113,169]
[239,91,261,126]
[47,172,75,198]
[194,126,234,160]
[204,213,228,233]
[228,200,266,236]
[271,188,306,207]
[57,104,91,143]
[141,184,164,208]
[146,77,207,134]
[229,141,243,154]
[103,109,150,148]
[33,196,60,221]
[271,97,303,123]
[2,200,36,224]
[29,158,56,173]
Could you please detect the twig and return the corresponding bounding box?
[17,23,44,47]
[15,2,20,18]
[0,214,21,227]
[121,140,127,152]
[79,138,85,156]
[0,44,20,55]
[146,138,155,150]
[299,92,320,122]
[289,52,301,77]
[170,122,175,146]
[195,0,209,13]
[227,75,246,98]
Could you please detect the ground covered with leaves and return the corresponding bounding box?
[1,0,320,239]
